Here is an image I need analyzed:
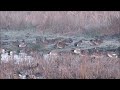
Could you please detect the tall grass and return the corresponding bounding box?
[0,11,120,35]
[0,53,119,79]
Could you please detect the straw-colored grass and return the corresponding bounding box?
[0,53,119,79]
[0,11,120,35]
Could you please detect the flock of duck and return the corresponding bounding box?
[0,35,120,64]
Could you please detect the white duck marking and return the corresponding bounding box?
[107,53,118,58]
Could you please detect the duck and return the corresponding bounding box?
[74,40,82,47]
[54,41,68,49]
[106,51,118,58]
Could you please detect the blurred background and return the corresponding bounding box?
[0,11,120,36]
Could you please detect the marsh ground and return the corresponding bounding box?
[0,11,120,79]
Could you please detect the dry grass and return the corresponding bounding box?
[0,11,120,35]
[0,53,119,79]
[0,11,120,79]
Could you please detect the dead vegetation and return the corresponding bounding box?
[0,11,120,35]
[0,52,119,79]
[0,11,120,79]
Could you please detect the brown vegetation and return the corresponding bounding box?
[0,11,120,35]
[0,53,119,79]
[0,11,120,79]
